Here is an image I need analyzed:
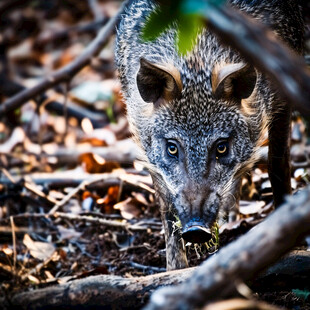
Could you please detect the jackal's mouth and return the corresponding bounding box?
[182,221,212,244]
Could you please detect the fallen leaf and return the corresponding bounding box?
[57,226,82,241]
[114,197,144,220]
[23,234,55,261]
[79,152,120,173]
[97,185,120,213]
[239,200,265,216]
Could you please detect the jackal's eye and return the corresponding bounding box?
[216,141,229,157]
[167,141,178,158]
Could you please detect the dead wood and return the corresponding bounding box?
[145,186,310,310]
[205,4,310,115]
[0,76,109,128]
[33,17,108,49]
[0,0,129,118]
[5,268,194,309]
[4,251,310,309]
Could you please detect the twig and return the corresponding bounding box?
[10,216,17,275]
[88,0,104,21]
[33,17,108,48]
[0,0,129,117]
[21,252,57,282]
[53,212,160,231]
[0,76,108,128]
[63,82,70,142]
[1,167,58,206]
[121,261,166,273]
[48,180,89,214]
[12,212,162,232]
[1,170,153,194]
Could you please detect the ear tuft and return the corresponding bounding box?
[212,63,257,102]
[137,58,182,107]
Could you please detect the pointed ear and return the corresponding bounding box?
[211,63,257,102]
[136,58,182,106]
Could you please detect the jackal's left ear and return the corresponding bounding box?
[137,58,182,106]
[211,63,257,102]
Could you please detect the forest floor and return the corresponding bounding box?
[0,0,310,309]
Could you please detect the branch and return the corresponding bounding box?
[0,0,129,117]
[6,269,194,309]
[145,186,310,310]
[205,4,310,115]
[4,251,310,309]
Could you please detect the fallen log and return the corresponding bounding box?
[3,251,310,309]
[4,268,194,309]
[145,186,310,310]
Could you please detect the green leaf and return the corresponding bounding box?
[142,8,174,42]
[142,0,226,54]
[181,0,226,14]
[177,13,204,55]
[292,289,310,301]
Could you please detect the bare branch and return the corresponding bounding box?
[0,0,129,117]
[205,4,310,115]
[145,186,310,310]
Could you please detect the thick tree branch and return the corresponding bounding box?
[5,268,194,309]
[145,186,310,310]
[205,4,310,115]
[0,0,129,118]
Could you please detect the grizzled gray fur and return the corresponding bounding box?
[115,0,304,270]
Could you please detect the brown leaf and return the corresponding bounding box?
[114,197,144,220]
[23,234,55,261]
[97,185,120,214]
[79,152,120,173]
[239,200,265,216]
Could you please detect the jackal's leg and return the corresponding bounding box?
[268,104,292,207]
[157,195,188,270]
[161,210,188,270]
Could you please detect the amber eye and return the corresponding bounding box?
[216,141,229,157]
[167,142,178,158]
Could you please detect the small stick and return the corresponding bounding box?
[48,180,89,214]
[10,216,17,275]
[12,212,162,232]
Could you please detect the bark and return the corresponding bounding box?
[3,251,310,309]
[4,268,194,310]
[145,186,310,310]
[205,5,310,115]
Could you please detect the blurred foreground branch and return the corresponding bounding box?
[205,4,310,114]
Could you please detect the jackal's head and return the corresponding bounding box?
[128,55,266,244]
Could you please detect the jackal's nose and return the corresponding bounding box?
[182,222,212,243]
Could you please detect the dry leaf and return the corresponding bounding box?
[23,234,55,261]
[57,226,82,241]
[239,200,265,216]
[79,152,120,173]
[114,197,144,220]
[97,186,120,213]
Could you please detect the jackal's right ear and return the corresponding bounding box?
[137,58,182,106]
[211,62,257,102]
